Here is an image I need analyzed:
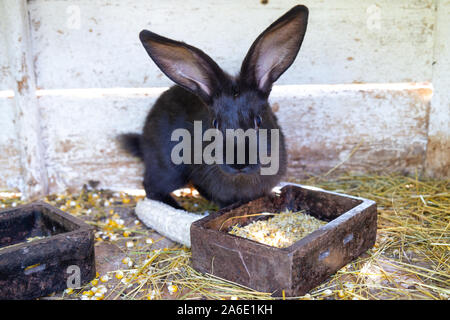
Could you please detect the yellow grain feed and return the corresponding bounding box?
[229,210,327,248]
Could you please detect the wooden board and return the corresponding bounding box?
[36,84,431,193]
[0,0,447,194]
[28,0,435,88]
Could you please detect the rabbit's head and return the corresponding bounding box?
[139,5,308,177]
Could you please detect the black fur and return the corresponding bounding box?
[118,134,143,158]
[119,5,309,209]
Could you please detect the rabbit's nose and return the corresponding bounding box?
[229,163,249,171]
[226,163,259,175]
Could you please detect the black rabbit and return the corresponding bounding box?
[119,5,309,209]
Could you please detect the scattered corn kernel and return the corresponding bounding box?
[123,231,131,237]
[100,275,110,283]
[94,292,104,299]
[126,241,134,248]
[229,210,326,248]
[344,283,354,291]
[82,290,93,297]
[115,271,124,280]
[97,285,108,295]
[167,284,178,295]
[91,279,99,286]
[122,257,130,264]
[323,289,332,296]
[122,257,133,267]
[147,290,157,300]
[64,288,74,295]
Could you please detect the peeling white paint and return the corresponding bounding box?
[27,0,435,89]
[1,0,48,196]
[272,83,432,175]
[0,7,21,191]
[426,0,450,177]
[33,83,432,193]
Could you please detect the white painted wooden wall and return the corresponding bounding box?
[0,0,448,198]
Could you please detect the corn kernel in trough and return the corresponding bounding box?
[229,210,326,248]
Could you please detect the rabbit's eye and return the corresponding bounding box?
[212,119,219,129]
[254,115,262,129]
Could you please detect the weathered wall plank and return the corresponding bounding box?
[28,0,435,89]
[0,0,447,194]
[0,14,11,90]
[0,8,22,191]
[38,91,153,192]
[271,84,432,177]
[0,97,22,191]
[2,0,49,197]
[37,84,432,193]
[0,13,22,191]
[426,0,450,177]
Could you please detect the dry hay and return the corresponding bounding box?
[0,173,448,300]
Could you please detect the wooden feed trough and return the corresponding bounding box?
[0,202,96,300]
[191,183,377,296]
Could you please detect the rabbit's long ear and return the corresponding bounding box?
[140,30,227,102]
[240,5,308,95]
